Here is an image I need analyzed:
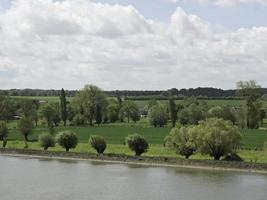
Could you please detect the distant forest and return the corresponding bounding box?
[1,87,267,99]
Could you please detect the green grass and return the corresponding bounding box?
[5,141,267,163]
[6,120,267,150]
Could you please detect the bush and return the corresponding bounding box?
[126,134,149,156]
[165,126,198,159]
[56,131,78,152]
[0,122,8,148]
[39,133,55,151]
[89,135,107,154]
[73,114,85,126]
[196,118,242,160]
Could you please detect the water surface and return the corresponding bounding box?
[0,156,266,200]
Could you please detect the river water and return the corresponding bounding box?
[0,156,266,200]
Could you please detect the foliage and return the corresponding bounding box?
[121,100,140,123]
[178,103,206,125]
[169,98,177,127]
[89,135,107,154]
[165,126,198,159]
[107,99,120,122]
[148,104,168,127]
[0,95,15,120]
[74,84,107,126]
[196,118,242,160]
[39,133,55,150]
[208,105,236,124]
[207,106,224,119]
[41,103,61,126]
[17,117,33,142]
[126,134,149,156]
[237,80,262,129]
[60,88,68,126]
[56,131,78,152]
[72,114,86,126]
[0,122,8,147]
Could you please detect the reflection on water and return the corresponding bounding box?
[0,155,266,200]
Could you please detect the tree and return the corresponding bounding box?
[165,126,198,159]
[121,100,140,123]
[237,80,262,129]
[196,118,241,160]
[41,103,61,128]
[235,105,247,129]
[56,131,78,152]
[39,133,55,151]
[17,117,33,147]
[74,85,107,126]
[0,122,8,148]
[178,103,206,125]
[126,134,149,156]
[169,98,177,127]
[60,88,68,126]
[207,106,224,119]
[89,135,107,154]
[148,105,168,127]
[73,114,86,126]
[0,94,14,121]
[95,104,103,125]
[260,109,266,126]
[107,99,120,123]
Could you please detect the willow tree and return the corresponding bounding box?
[237,80,262,129]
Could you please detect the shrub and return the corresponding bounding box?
[73,114,85,126]
[39,133,55,151]
[165,126,198,159]
[126,134,149,156]
[89,135,107,154]
[196,118,242,160]
[0,122,8,148]
[56,131,78,152]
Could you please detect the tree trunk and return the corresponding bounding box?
[66,148,69,152]
[24,134,28,142]
[214,155,221,160]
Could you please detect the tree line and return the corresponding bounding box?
[2,86,267,98]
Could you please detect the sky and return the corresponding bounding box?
[0,0,267,90]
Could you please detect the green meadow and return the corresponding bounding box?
[3,96,267,163]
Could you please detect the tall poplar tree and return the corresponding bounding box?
[60,88,67,126]
[169,98,177,127]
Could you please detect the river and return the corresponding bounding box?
[0,156,266,200]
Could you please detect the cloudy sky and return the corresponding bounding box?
[0,0,267,90]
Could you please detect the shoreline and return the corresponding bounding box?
[1,148,267,174]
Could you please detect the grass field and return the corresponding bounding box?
[3,96,267,163]
[6,120,267,149]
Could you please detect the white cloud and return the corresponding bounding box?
[173,0,267,7]
[0,0,267,90]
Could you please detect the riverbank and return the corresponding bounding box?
[1,148,267,174]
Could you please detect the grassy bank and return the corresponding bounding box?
[3,141,267,164]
